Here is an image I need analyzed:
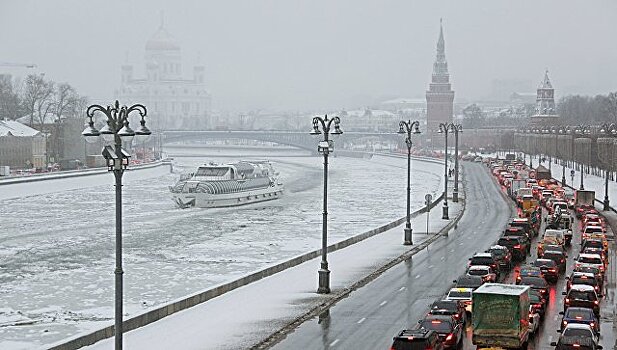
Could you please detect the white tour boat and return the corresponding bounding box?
[170,161,284,208]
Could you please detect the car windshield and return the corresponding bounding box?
[470,257,494,265]
[569,290,595,301]
[583,241,603,249]
[533,260,556,268]
[468,269,488,276]
[529,293,542,304]
[431,301,456,312]
[563,328,593,337]
[572,276,595,286]
[420,320,453,332]
[579,256,602,264]
[448,291,471,299]
[520,277,547,287]
[543,252,564,261]
[491,249,507,258]
[565,309,593,319]
[575,266,600,275]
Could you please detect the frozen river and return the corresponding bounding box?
[0,146,444,349]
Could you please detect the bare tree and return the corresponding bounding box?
[607,91,617,124]
[22,74,55,128]
[0,75,23,119]
[52,83,78,120]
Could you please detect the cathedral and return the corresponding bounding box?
[115,22,212,130]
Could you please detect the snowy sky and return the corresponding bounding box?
[1,0,616,112]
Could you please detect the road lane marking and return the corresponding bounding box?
[548,335,553,343]
[428,265,434,268]
[380,300,388,306]
[357,317,366,324]
[330,339,340,347]
[399,286,406,291]
[415,274,421,279]
[450,249,455,252]
[441,257,445,260]
[459,242,464,245]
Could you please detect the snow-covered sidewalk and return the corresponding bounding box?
[68,191,463,350]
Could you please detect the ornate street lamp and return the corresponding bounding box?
[598,123,617,210]
[310,114,342,294]
[398,120,421,245]
[437,122,462,219]
[81,100,150,350]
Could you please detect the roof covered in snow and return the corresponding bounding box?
[0,119,41,137]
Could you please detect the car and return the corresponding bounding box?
[504,226,532,244]
[532,258,559,283]
[519,275,549,297]
[543,229,566,246]
[468,252,501,277]
[509,217,537,238]
[551,324,602,349]
[582,239,608,255]
[575,254,605,274]
[488,245,512,271]
[542,250,567,273]
[516,265,543,284]
[559,307,600,334]
[566,272,601,296]
[581,247,607,264]
[529,288,547,318]
[474,156,483,163]
[466,265,497,283]
[576,204,597,218]
[574,264,604,288]
[391,328,444,350]
[428,300,467,326]
[417,315,463,349]
[497,236,528,261]
[582,225,605,243]
[563,285,600,317]
[445,288,473,314]
[529,308,541,336]
[452,275,484,290]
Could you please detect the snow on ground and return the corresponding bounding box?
[0,147,444,349]
[80,193,463,350]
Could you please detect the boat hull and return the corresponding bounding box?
[172,184,284,208]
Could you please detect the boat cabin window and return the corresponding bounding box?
[196,167,230,177]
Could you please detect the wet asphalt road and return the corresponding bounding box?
[270,162,617,350]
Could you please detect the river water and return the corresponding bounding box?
[0,146,443,349]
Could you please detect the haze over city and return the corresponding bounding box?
[2,0,616,112]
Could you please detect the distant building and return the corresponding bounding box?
[530,70,559,126]
[339,108,400,132]
[426,19,455,134]
[116,22,212,130]
[0,119,46,169]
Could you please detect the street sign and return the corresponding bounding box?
[570,169,575,176]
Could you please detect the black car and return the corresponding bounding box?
[503,226,532,250]
[428,300,467,326]
[533,258,559,283]
[418,315,463,349]
[391,328,444,350]
[468,253,501,278]
[519,276,549,297]
[559,307,600,334]
[452,275,483,290]
[566,272,602,296]
[551,336,602,350]
[497,236,528,261]
[563,285,600,317]
[542,250,567,273]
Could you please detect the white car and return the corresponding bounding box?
[576,253,605,274]
[446,287,473,313]
[559,323,599,346]
[528,307,541,335]
[466,265,497,283]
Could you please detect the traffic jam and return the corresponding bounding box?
[391,158,613,350]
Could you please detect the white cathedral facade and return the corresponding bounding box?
[115,23,212,130]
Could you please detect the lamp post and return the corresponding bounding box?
[437,122,460,219]
[81,100,150,350]
[451,124,463,203]
[398,120,421,245]
[599,123,617,210]
[310,114,342,294]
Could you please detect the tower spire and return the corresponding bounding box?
[433,18,448,76]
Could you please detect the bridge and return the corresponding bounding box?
[161,130,402,152]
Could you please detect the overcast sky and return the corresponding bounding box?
[2,0,616,112]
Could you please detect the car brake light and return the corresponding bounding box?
[590,322,595,328]
[407,336,414,340]
[573,344,580,348]
[594,300,599,305]
[575,316,582,320]
[431,320,442,324]
[549,268,556,272]
[446,333,453,341]
[565,298,570,304]
[514,244,521,249]
[563,320,568,326]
